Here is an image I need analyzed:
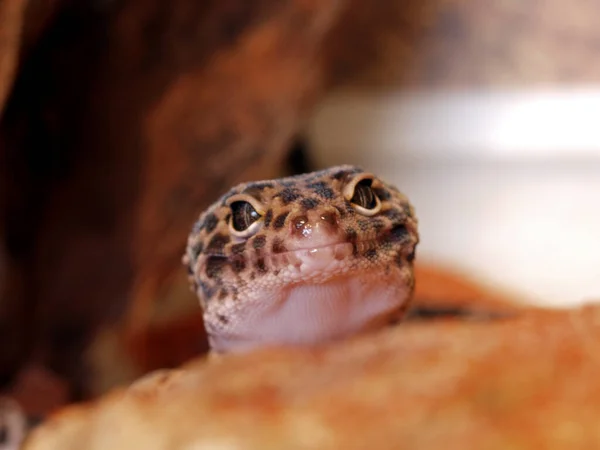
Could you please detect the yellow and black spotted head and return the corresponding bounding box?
[183,165,419,312]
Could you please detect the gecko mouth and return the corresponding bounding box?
[208,237,411,353]
[218,241,357,275]
[205,226,413,353]
[248,224,406,263]
[230,229,403,276]
[201,225,408,278]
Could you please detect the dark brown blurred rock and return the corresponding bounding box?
[0,0,29,383]
[0,0,344,396]
[24,303,600,449]
[0,0,66,115]
[0,0,26,114]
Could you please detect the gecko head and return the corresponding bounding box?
[184,165,419,353]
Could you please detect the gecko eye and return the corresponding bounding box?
[350,178,381,216]
[230,201,262,235]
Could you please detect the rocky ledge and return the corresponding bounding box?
[24,301,600,449]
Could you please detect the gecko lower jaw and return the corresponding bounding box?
[206,236,412,353]
[207,266,411,353]
[231,236,383,266]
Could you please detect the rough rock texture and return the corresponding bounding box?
[24,302,600,449]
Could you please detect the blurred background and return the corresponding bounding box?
[306,0,600,308]
[1,0,599,417]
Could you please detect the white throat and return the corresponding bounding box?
[208,270,410,353]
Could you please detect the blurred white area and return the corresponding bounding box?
[307,89,600,306]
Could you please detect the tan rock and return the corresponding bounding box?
[24,303,600,449]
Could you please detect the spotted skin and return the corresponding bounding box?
[183,165,419,353]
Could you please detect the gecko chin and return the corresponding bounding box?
[206,243,413,354]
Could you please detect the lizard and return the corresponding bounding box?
[183,165,419,353]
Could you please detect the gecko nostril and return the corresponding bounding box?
[319,211,339,228]
[291,209,341,239]
[291,214,310,238]
[293,214,308,230]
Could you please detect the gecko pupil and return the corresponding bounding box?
[231,201,261,231]
[351,179,377,210]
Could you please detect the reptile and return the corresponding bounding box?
[183,165,419,353]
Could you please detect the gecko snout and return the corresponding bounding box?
[290,207,341,241]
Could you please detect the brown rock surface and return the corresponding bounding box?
[24,303,600,449]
